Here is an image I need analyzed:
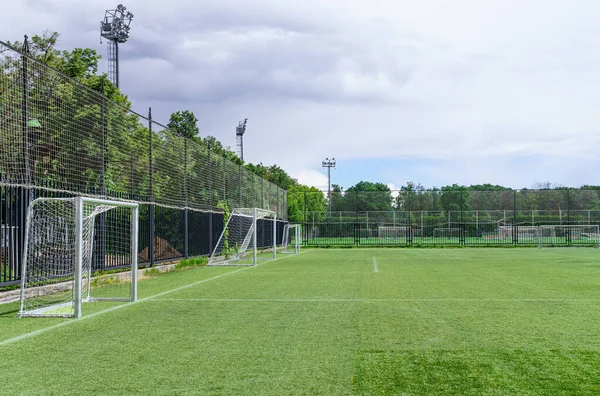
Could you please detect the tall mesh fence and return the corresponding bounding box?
[0,40,287,286]
[0,40,287,217]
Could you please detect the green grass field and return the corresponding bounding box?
[2,248,600,395]
[307,236,599,246]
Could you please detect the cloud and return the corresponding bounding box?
[3,0,600,190]
[294,169,328,190]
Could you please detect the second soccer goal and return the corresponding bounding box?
[208,208,277,266]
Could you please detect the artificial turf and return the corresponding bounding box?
[1,248,599,394]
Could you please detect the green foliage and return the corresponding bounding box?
[143,268,162,277]
[216,200,231,255]
[345,181,394,211]
[203,136,243,165]
[439,184,470,212]
[287,184,327,223]
[61,48,102,79]
[175,256,208,270]
[167,110,199,139]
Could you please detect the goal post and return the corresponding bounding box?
[208,208,277,266]
[18,197,139,318]
[281,224,301,254]
[537,224,600,247]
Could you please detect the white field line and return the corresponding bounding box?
[148,297,600,303]
[373,257,379,272]
[0,249,313,348]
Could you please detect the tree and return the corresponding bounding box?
[287,184,326,223]
[345,181,393,212]
[167,110,199,139]
[329,184,346,211]
[439,184,470,212]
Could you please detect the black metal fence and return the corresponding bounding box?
[0,185,286,287]
[293,189,600,247]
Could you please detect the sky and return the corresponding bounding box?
[3,0,600,191]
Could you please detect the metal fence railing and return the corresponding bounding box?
[292,189,600,247]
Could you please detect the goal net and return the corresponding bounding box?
[281,224,301,254]
[377,226,422,243]
[19,197,139,318]
[538,225,600,247]
[433,228,461,238]
[208,208,277,266]
[498,226,538,241]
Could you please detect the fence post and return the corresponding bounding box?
[148,108,155,266]
[303,191,307,244]
[21,36,31,188]
[567,189,571,245]
[460,190,465,245]
[222,155,226,205]
[19,36,33,279]
[207,143,213,253]
[95,78,107,271]
[184,136,189,259]
[513,190,518,245]
[355,191,359,245]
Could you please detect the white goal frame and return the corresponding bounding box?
[18,197,139,318]
[537,224,600,248]
[208,208,277,266]
[281,224,301,254]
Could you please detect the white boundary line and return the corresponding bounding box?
[373,257,379,273]
[147,297,600,302]
[0,249,313,348]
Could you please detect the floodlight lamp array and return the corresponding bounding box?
[236,119,248,136]
[100,4,134,43]
[322,158,336,168]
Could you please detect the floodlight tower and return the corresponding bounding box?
[236,118,248,161]
[100,4,134,88]
[322,157,336,213]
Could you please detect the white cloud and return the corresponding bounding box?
[294,169,328,190]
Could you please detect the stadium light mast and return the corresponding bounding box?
[100,4,134,88]
[322,157,336,213]
[236,118,247,161]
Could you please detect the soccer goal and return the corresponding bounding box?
[537,225,600,247]
[281,224,301,254]
[378,226,410,243]
[208,208,277,266]
[19,197,139,318]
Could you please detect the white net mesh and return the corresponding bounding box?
[433,228,462,238]
[281,224,301,254]
[19,197,137,317]
[538,225,600,247]
[378,226,411,243]
[208,208,276,266]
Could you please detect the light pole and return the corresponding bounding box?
[236,118,247,161]
[322,157,336,213]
